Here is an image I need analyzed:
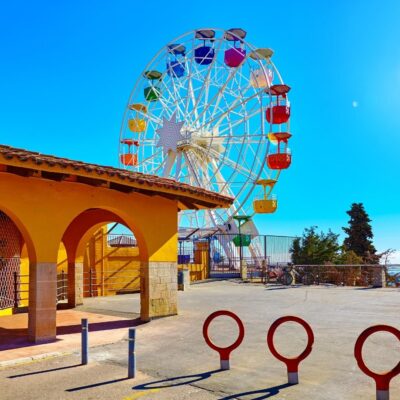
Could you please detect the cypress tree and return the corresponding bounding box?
[342,203,377,263]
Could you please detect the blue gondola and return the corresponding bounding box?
[195,29,216,66]
[195,45,215,65]
[167,60,185,78]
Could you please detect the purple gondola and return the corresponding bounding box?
[224,28,247,68]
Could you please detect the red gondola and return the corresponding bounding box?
[267,153,291,169]
[267,132,292,170]
[266,84,291,124]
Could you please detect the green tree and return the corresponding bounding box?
[342,203,378,263]
[290,226,340,264]
[336,249,364,265]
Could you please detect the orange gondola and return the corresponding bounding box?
[120,139,139,166]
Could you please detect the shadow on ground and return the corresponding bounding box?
[0,317,144,351]
[134,370,222,389]
[219,383,293,399]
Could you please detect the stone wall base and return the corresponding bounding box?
[141,261,177,321]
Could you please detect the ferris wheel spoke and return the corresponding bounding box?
[188,37,225,125]
[183,153,231,227]
[158,79,186,118]
[183,42,200,123]
[213,107,262,137]
[190,141,257,183]
[206,67,252,127]
[192,53,253,128]
[207,88,264,130]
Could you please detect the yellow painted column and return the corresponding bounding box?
[137,200,178,321]
[28,260,58,342]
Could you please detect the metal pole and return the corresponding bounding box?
[61,269,65,300]
[81,318,88,365]
[13,271,18,309]
[128,328,136,379]
[239,221,242,266]
[207,237,211,278]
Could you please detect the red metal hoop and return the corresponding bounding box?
[203,310,245,370]
[354,325,400,393]
[267,316,314,383]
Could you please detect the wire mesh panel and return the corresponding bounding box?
[207,234,296,275]
[0,211,22,309]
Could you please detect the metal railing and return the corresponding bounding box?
[57,270,68,302]
[0,270,68,310]
[107,234,137,247]
[83,267,140,297]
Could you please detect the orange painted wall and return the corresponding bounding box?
[83,227,141,297]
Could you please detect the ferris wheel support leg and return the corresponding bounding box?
[162,151,177,178]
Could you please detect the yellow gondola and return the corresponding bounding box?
[253,179,277,214]
[128,118,146,133]
[127,103,147,133]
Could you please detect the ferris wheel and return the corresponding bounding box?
[119,28,292,232]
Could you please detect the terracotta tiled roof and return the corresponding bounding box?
[0,145,233,209]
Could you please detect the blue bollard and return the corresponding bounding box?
[81,318,88,365]
[128,328,136,379]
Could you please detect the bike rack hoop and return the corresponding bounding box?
[203,310,245,370]
[267,315,314,383]
[354,325,400,393]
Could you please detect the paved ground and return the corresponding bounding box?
[0,308,141,362]
[1,281,400,399]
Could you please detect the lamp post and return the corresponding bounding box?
[233,215,252,276]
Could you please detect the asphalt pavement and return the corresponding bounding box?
[1,280,399,399]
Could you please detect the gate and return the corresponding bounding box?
[182,234,297,279]
[0,211,22,310]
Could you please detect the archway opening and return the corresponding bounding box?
[61,209,146,319]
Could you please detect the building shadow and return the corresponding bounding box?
[0,317,145,352]
[8,363,81,378]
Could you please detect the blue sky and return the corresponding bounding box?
[1,1,399,259]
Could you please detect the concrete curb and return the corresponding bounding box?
[0,351,74,369]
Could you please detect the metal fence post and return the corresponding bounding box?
[128,328,136,379]
[13,271,18,308]
[264,235,267,260]
[89,268,93,297]
[81,318,88,365]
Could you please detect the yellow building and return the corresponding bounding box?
[0,145,232,343]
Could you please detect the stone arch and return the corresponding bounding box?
[61,208,148,317]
